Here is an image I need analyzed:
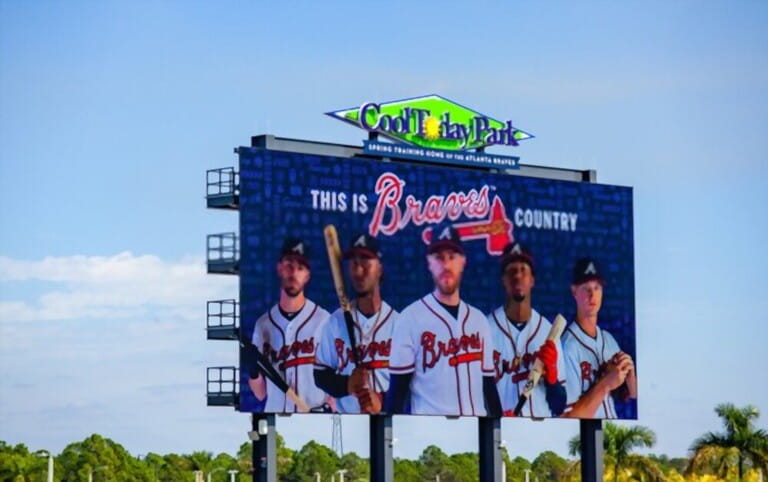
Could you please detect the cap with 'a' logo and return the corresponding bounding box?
[343,233,382,259]
[499,241,535,275]
[572,257,605,285]
[427,225,464,255]
[279,238,311,267]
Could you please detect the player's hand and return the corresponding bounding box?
[347,367,370,395]
[601,357,628,391]
[356,388,382,414]
[538,340,558,385]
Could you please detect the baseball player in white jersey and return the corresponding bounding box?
[487,242,567,418]
[562,257,637,418]
[247,238,331,413]
[384,226,501,417]
[314,233,398,414]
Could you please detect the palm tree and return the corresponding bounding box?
[569,422,664,482]
[687,403,768,480]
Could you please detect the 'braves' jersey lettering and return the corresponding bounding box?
[389,295,494,416]
[251,300,330,413]
[314,302,397,413]
[421,331,483,370]
[562,322,622,419]
[487,307,567,417]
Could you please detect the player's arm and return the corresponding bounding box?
[483,376,502,417]
[383,373,412,414]
[563,358,628,418]
[248,327,268,401]
[313,368,349,398]
[614,352,638,400]
[538,339,567,416]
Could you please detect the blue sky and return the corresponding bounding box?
[1,0,767,462]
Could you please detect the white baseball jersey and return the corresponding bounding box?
[561,322,622,419]
[487,307,567,417]
[389,294,494,416]
[251,299,330,413]
[314,301,398,413]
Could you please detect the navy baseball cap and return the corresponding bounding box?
[572,257,605,285]
[343,233,382,259]
[499,242,535,275]
[279,238,310,267]
[428,225,464,255]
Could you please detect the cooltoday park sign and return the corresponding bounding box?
[326,95,534,169]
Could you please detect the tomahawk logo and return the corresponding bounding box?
[293,243,304,255]
[584,262,596,275]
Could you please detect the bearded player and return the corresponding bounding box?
[562,257,637,418]
[314,233,397,413]
[487,242,567,417]
[384,226,501,416]
[247,238,331,413]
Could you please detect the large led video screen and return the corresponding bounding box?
[238,146,636,420]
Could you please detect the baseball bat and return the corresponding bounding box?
[323,224,360,366]
[512,314,567,416]
[240,337,310,413]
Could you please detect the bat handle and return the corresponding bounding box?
[286,388,310,413]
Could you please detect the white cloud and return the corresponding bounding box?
[0,252,236,322]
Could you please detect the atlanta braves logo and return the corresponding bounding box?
[368,172,513,255]
[262,338,316,369]
[420,331,483,371]
[369,173,490,236]
[492,351,536,382]
[335,338,392,371]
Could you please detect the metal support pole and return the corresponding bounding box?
[580,419,603,482]
[252,413,276,482]
[369,415,393,482]
[478,417,502,481]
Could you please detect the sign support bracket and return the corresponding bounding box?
[478,416,502,481]
[369,414,394,481]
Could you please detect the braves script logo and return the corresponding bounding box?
[263,338,316,370]
[368,172,513,255]
[335,338,392,371]
[493,351,536,383]
[420,331,483,371]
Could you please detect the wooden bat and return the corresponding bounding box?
[323,225,360,366]
[513,314,567,416]
[240,337,310,413]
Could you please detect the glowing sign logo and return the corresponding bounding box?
[327,95,533,151]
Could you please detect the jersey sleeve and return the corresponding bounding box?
[479,313,495,375]
[314,312,339,371]
[388,306,417,375]
[561,335,583,407]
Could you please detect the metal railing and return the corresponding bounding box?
[206,167,239,197]
[206,366,238,406]
[206,299,239,329]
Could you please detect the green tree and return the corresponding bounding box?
[339,452,368,481]
[0,442,49,482]
[57,434,153,481]
[394,458,421,482]
[505,455,532,481]
[160,453,193,481]
[285,440,339,481]
[532,450,569,481]
[687,403,768,480]
[418,445,451,481]
[568,422,663,482]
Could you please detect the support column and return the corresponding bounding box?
[252,413,276,482]
[369,415,393,482]
[580,419,604,482]
[478,417,502,481]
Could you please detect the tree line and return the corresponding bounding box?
[1,403,765,481]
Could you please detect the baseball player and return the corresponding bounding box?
[384,226,501,417]
[314,233,398,414]
[562,257,637,418]
[487,242,567,417]
[247,238,331,413]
